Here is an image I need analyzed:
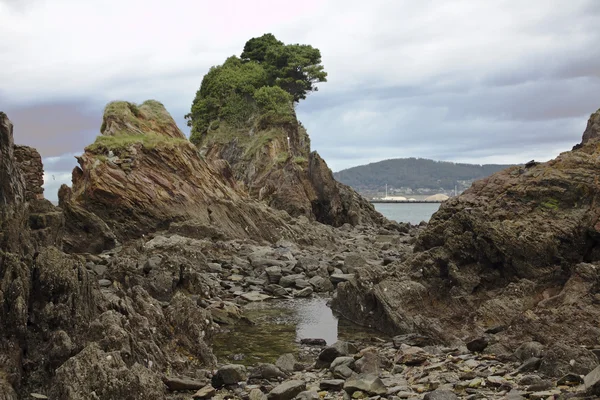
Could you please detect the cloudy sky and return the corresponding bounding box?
[1,0,599,201]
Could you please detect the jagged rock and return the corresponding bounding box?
[51,344,166,399]
[198,107,386,227]
[66,100,334,248]
[13,145,44,201]
[331,108,600,366]
[267,380,306,400]
[538,343,598,377]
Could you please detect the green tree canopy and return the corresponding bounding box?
[186,34,326,143]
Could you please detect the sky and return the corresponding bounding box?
[1,0,600,201]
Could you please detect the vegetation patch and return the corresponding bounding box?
[540,198,560,210]
[87,132,189,153]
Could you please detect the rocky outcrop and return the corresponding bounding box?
[333,108,600,375]
[199,113,385,227]
[13,145,44,201]
[64,100,330,253]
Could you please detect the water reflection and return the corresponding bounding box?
[212,296,387,365]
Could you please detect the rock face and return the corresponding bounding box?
[198,111,384,227]
[64,100,324,252]
[333,109,600,374]
[13,145,44,201]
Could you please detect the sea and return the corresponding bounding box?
[373,202,440,225]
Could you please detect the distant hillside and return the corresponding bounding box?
[334,158,514,192]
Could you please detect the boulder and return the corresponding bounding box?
[343,374,387,396]
[212,364,247,387]
[267,380,306,400]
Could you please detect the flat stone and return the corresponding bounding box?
[267,380,307,400]
[392,333,434,348]
[344,374,387,396]
[300,338,327,346]
[192,385,216,399]
[98,279,112,287]
[241,292,271,302]
[163,377,208,391]
[319,379,345,391]
[30,395,49,400]
[330,274,354,284]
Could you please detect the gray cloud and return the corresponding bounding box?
[0,0,598,184]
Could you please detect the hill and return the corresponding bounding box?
[334,158,515,192]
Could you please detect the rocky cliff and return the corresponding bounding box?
[63,100,337,253]
[334,108,600,376]
[198,111,384,227]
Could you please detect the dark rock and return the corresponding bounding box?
[556,373,584,386]
[267,380,306,400]
[319,379,345,391]
[318,341,357,363]
[330,274,354,284]
[526,380,553,391]
[484,325,506,334]
[300,338,327,346]
[466,337,489,353]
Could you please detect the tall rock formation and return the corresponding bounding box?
[198,111,384,227]
[63,100,327,253]
[333,108,600,374]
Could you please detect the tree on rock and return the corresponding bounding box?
[186,34,326,143]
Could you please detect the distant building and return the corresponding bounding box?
[425,194,449,202]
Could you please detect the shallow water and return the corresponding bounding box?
[212,296,386,365]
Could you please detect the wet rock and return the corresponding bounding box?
[249,363,287,380]
[344,374,387,396]
[192,385,216,399]
[423,390,459,400]
[319,379,345,391]
[212,364,247,387]
[267,380,306,400]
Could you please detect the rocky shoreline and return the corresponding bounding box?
[3,102,600,399]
